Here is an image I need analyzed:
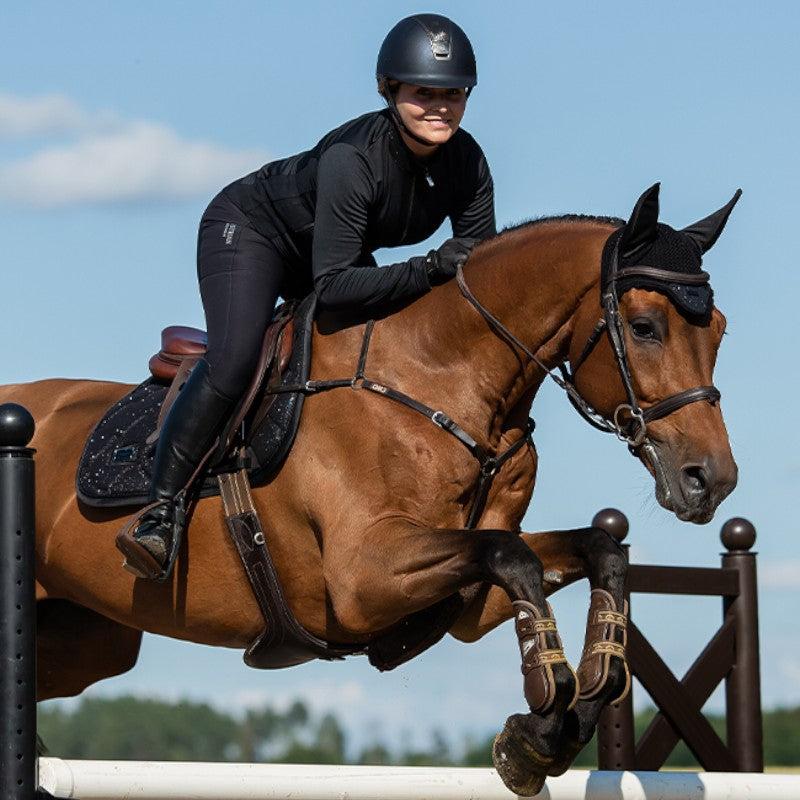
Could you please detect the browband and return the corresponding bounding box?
[613,265,710,285]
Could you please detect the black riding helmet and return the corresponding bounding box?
[376,13,477,90]
[377,14,477,148]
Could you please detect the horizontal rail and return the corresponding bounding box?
[37,759,800,800]
[626,564,739,596]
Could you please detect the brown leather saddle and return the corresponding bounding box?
[76,298,314,508]
[147,309,295,458]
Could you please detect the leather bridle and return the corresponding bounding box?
[276,240,721,528]
[455,236,721,454]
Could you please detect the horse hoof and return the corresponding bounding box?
[547,736,585,777]
[492,718,553,797]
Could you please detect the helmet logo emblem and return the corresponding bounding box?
[430,31,451,60]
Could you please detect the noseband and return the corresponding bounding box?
[455,242,721,452]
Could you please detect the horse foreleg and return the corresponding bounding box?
[510,526,629,777]
[37,599,143,701]
[445,526,627,793]
[326,525,576,796]
[551,526,629,776]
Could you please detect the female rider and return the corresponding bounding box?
[116,13,496,580]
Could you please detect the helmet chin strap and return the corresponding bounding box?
[384,93,440,149]
[380,81,472,151]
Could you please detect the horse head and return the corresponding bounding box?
[568,184,741,523]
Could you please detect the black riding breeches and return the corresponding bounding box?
[197,194,287,400]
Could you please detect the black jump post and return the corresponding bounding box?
[0,403,37,800]
[595,508,763,772]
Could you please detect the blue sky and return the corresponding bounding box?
[3,2,798,755]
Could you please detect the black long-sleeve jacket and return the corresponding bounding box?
[222,109,495,310]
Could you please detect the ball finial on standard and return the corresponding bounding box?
[592,508,629,542]
[0,403,35,448]
[720,517,756,552]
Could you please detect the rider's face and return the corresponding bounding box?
[394,84,467,155]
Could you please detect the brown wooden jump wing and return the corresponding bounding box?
[596,514,763,773]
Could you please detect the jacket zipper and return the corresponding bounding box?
[399,172,417,244]
[399,168,435,245]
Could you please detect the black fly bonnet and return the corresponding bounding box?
[576,181,742,447]
[602,182,742,318]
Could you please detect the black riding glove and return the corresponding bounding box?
[425,237,479,286]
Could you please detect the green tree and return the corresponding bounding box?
[358,740,393,765]
[761,706,800,766]
[281,712,347,764]
[37,695,800,768]
[461,732,493,767]
[38,696,237,761]
[401,729,453,766]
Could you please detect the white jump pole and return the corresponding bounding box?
[37,759,800,800]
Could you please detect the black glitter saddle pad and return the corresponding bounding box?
[76,294,316,508]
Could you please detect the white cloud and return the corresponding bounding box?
[0,91,117,138]
[0,93,268,208]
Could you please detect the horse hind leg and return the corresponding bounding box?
[37,599,143,701]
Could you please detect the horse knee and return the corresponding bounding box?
[479,531,544,598]
[573,527,627,591]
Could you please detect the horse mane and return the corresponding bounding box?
[499,213,625,237]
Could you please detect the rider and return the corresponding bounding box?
[116,13,496,579]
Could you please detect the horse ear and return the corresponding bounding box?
[620,182,661,260]
[681,189,742,254]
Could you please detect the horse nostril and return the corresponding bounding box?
[682,465,709,497]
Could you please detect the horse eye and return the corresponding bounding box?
[630,320,658,341]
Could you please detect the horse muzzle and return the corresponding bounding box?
[640,440,738,524]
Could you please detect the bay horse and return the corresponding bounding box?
[2,183,739,795]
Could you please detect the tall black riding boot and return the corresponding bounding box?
[116,359,235,579]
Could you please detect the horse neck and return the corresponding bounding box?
[381,220,613,438]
